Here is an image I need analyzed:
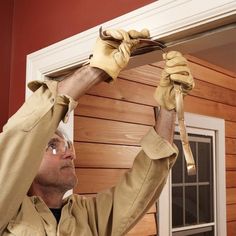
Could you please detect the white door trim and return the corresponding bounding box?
[26,0,236,98]
[25,0,235,137]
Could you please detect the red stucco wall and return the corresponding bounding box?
[7,0,155,121]
[0,0,14,130]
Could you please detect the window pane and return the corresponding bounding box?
[185,186,197,225]
[172,139,183,184]
[191,230,214,236]
[199,185,213,223]
[172,227,214,236]
[172,187,183,227]
[184,141,197,183]
[198,142,212,182]
[172,133,215,236]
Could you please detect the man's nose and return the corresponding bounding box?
[62,149,76,160]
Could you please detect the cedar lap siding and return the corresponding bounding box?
[73,55,236,236]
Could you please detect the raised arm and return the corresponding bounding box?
[84,51,194,236]
[0,66,108,231]
[0,28,150,232]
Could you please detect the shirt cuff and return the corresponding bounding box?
[140,127,178,160]
[27,79,78,123]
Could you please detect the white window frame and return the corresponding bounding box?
[158,113,226,236]
[24,0,229,231]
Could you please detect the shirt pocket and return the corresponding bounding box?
[6,221,44,236]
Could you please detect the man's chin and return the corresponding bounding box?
[61,174,78,190]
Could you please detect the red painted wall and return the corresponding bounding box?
[0,0,14,131]
[8,0,155,120]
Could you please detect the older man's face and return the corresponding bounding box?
[33,134,78,193]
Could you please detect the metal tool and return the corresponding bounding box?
[99,27,167,56]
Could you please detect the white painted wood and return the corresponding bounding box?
[158,175,172,236]
[26,0,236,98]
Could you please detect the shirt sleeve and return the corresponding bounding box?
[0,80,77,232]
[83,127,178,236]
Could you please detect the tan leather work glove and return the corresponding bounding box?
[154,51,194,110]
[90,28,150,81]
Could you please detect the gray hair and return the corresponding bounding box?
[55,127,71,142]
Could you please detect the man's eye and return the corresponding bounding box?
[48,143,57,149]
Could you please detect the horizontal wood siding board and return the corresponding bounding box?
[76,95,155,126]
[226,138,236,155]
[227,221,236,236]
[87,79,157,106]
[185,61,236,90]
[74,142,141,168]
[122,65,236,107]
[226,155,236,171]
[74,116,150,145]
[191,79,236,107]
[151,60,236,90]
[127,213,157,235]
[227,204,236,222]
[120,65,162,86]
[227,188,236,205]
[74,168,127,194]
[185,55,236,78]
[226,121,236,139]
[185,96,236,123]
[226,171,236,188]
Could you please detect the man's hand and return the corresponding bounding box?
[90,28,150,80]
[154,51,194,110]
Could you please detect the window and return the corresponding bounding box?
[158,113,226,236]
[172,133,215,235]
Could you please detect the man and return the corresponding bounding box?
[0,28,194,235]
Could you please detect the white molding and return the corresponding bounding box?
[25,0,235,139]
[26,0,236,97]
[159,113,226,236]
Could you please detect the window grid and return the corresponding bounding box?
[172,134,214,235]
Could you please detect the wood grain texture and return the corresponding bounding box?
[185,55,236,78]
[227,188,236,205]
[122,65,236,107]
[226,121,236,139]
[226,155,236,171]
[127,213,157,236]
[226,138,236,155]
[152,59,236,90]
[74,142,141,168]
[226,171,236,188]
[74,116,150,145]
[76,95,155,125]
[227,221,236,236]
[73,55,236,236]
[227,204,236,222]
[185,96,236,123]
[119,65,161,86]
[87,78,157,106]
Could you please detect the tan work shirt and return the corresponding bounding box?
[0,80,177,236]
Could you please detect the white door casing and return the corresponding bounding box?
[25,0,235,138]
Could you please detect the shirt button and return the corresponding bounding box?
[50,98,55,104]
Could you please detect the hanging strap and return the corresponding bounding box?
[174,84,196,175]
